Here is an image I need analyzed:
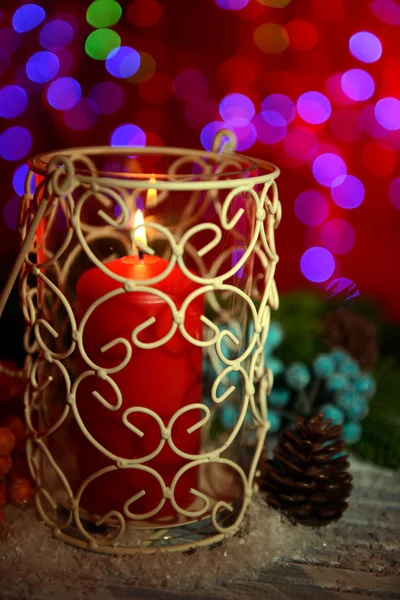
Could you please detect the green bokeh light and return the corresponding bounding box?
[85,29,121,60]
[86,0,122,29]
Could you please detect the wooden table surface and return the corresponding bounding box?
[1,458,399,600]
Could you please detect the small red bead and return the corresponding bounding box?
[8,478,33,506]
[0,427,16,456]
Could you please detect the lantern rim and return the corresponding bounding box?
[28,145,280,191]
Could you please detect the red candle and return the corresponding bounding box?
[74,208,204,521]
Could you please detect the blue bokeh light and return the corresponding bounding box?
[312,153,347,187]
[26,51,60,83]
[200,121,225,151]
[111,124,146,147]
[215,0,250,10]
[106,46,141,79]
[331,174,365,209]
[375,97,400,131]
[341,69,375,101]
[47,77,81,110]
[294,190,329,226]
[89,81,124,115]
[297,91,331,125]
[0,126,32,161]
[12,164,29,196]
[300,247,335,283]
[39,20,73,51]
[0,85,28,118]
[219,93,255,121]
[13,4,46,33]
[261,93,295,125]
[349,32,382,63]
[253,111,287,144]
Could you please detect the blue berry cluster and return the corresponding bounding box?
[318,349,376,445]
[270,346,376,445]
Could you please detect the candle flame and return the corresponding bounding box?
[146,176,157,205]
[133,209,147,248]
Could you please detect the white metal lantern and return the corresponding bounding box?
[0,133,281,554]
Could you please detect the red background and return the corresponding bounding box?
[0,0,399,321]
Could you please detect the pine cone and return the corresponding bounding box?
[260,413,352,526]
[324,309,379,370]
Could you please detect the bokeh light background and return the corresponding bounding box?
[1,0,400,319]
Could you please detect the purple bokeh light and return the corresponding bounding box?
[321,219,356,254]
[370,0,400,25]
[64,98,98,131]
[215,0,250,10]
[341,69,375,101]
[326,277,360,301]
[253,111,287,144]
[47,77,81,110]
[219,93,255,121]
[375,98,400,131]
[261,94,295,125]
[331,174,365,209]
[40,20,73,50]
[111,124,146,147]
[13,4,45,33]
[0,85,28,118]
[297,91,331,125]
[349,32,382,63]
[106,46,141,79]
[231,247,245,279]
[312,153,347,187]
[389,177,400,210]
[300,247,336,283]
[225,117,257,150]
[294,190,329,226]
[0,126,32,161]
[89,81,124,115]
[3,196,19,231]
[174,69,208,102]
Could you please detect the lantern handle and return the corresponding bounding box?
[0,197,48,319]
[212,128,237,155]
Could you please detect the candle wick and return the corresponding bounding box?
[138,249,144,260]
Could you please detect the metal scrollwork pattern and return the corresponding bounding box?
[18,142,281,554]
